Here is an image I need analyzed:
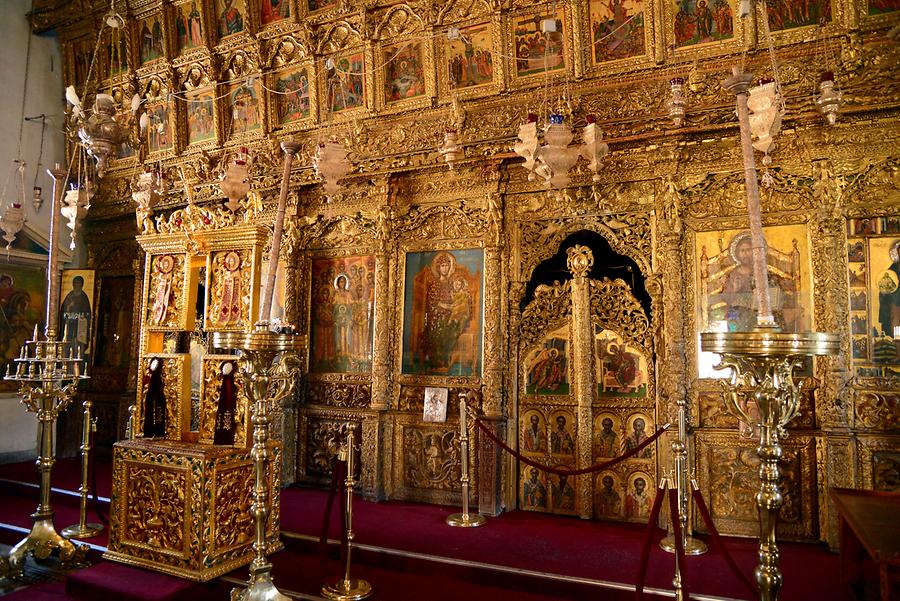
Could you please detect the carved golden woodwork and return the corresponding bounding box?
[105,439,281,581]
[52,0,900,547]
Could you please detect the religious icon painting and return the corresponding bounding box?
[594,328,648,397]
[138,14,166,65]
[174,2,206,53]
[71,36,94,86]
[873,452,900,491]
[520,465,549,511]
[226,81,263,138]
[309,255,376,374]
[324,51,366,114]
[401,249,484,377]
[511,9,567,79]
[765,0,831,30]
[216,0,247,39]
[549,409,576,457]
[272,65,313,127]
[625,471,652,521]
[868,0,900,14]
[622,413,654,460]
[105,27,129,76]
[146,254,186,330]
[185,89,217,146]
[260,0,291,26]
[423,387,449,423]
[383,41,427,104]
[520,409,547,455]
[0,264,46,393]
[854,234,900,376]
[144,99,175,155]
[524,325,570,395]
[695,224,812,378]
[443,23,494,92]
[549,470,577,515]
[207,250,250,331]
[594,471,623,518]
[593,412,622,459]
[673,0,735,48]
[589,0,646,63]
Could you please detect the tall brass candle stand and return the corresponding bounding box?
[446,392,485,528]
[62,399,104,538]
[660,398,706,555]
[702,330,838,601]
[321,422,372,601]
[2,164,89,578]
[214,328,303,601]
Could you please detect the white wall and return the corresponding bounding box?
[0,0,66,463]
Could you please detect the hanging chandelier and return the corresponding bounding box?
[220,147,251,211]
[61,182,94,250]
[514,113,608,189]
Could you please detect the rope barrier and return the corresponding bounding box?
[692,480,758,599]
[319,457,348,581]
[668,486,690,600]
[474,418,669,476]
[634,480,668,601]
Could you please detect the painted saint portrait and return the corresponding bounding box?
[622,413,654,459]
[525,326,569,395]
[521,466,548,510]
[521,410,547,454]
[73,37,93,85]
[274,67,311,124]
[858,236,900,374]
[593,413,621,458]
[550,473,577,513]
[106,30,129,75]
[590,0,645,63]
[595,328,647,397]
[0,266,45,393]
[625,472,652,520]
[674,0,734,48]
[228,82,262,136]
[445,23,494,90]
[308,0,337,11]
[309,256,375,373]
[513,11,566,78]
[145,100,173,153]
[176,2,205,52]
[260,0,291,25]
[595,472,622,518]
[217,0,246,37]
[765,0,831,30]
[550,411,576,456]
[697,225,811,377]
[402,249,483,377]
[869,0,900,13]
[186,90,216,145]
[139,15,165,64]
[384,42,426,103]
[326,52,365,113]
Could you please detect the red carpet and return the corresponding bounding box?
[0,458,847,600]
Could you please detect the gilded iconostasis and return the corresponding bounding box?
[33,0,900,548]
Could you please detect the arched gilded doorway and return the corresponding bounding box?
[516,233,658,522]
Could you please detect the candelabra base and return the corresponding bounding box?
[61,522,104,539]
[321,578,373,601]
[446,512,487,528]
[659,535,708,555]
[231,565,290,601]
[6,512,89,578]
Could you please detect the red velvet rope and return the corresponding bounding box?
[634,482,668,601]
[319,459,347,580]
[88,421,108,526]
[692,482,757,599]
[668,486,690,600]
[475,419,669,476]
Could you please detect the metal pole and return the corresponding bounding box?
[63,399,103,538]
[447,392,486,528]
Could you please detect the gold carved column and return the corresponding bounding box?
[567,245,596,519]
[371,207,393,412]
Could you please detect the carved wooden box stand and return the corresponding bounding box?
[106,222,283,581]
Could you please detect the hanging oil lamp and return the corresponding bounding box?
[815,71,842,126]
[220,147,251,211]
[314,139,351,201]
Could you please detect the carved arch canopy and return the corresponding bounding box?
[516,214,653,294]
[519,280,573,351]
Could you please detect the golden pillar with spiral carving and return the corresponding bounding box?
[701,331,838,601]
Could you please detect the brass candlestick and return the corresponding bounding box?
[701,330,839,601]
[660,398,706,556]
[322,422,372,601]
[213,328,304,601]
[2,165,89,578]
[62,399,104,539]
[446,392,486,528]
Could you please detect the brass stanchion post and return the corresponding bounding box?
[62,399,103,538]
[322,422,372,601]
[446,391,486,528]
[660,399,706,556]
